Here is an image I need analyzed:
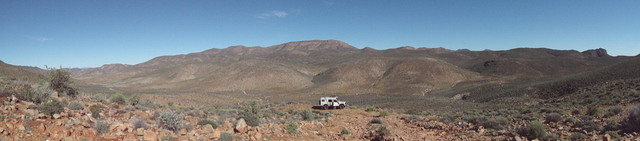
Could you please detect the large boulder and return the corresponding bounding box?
[235,118,248,133]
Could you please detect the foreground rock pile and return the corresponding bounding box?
[0,95,639,141]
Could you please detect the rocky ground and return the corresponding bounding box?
[0,92,639,141]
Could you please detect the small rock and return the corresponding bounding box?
[17,124,25,131]
[603,134,611,141]
[143,130,158,141]
[514,136,523,141]
[123,134,138,141]
[102,134,121,141]
[179,128,187,135]
[136,128,145,136]
[212,129,221,139]
[202,124,214,133]
[53,114,61,119]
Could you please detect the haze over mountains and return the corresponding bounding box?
[48,40,632,101]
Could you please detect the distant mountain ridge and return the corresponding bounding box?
[67,40,630,99]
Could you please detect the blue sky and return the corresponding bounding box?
[1,0,639,68]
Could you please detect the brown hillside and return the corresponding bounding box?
[68,40,631,107]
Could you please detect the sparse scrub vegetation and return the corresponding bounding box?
[605,131,621,139]
[544,113,563,123]
[371,118,383,124]
[286,122,298,134]
[89,104,104,119]
[571,133,588,140]
[573,117,603,132]
[219,132,233,141]
[197,119,218,129]
[401,115,422,123]
[379,110,390,117]
[365,106,377,112]
[341,128,351,134]
[301,109,315,121]
[517,121,546,140]
[129,94,141,106]
[109,92,127,105]
[131,118,148,129]
[587,106,601,117]
[94,120,109,135]
[35,99,64,116]
[157,111,185,132]
[67,101,85,110]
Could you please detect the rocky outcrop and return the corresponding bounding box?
[582,48,610,57]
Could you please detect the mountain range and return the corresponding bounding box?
[2,40,638,108]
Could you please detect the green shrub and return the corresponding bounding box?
[544,113,563,123]
[586,107,601,117]
[572,108,581,115]
[573,119,603,132]
[365,107,377,112]
[604,119,619,131]
[131,118,148,129]
[371,118,383,124]
[373,126,391,140]
[23,82,50,104]
[341,128,351,134]
[67,101,85,110]
[109,93,127,105]
[608,106,623,115]
[94,120,109,135]
[605,131,621,139]
[129,94,141,106]
[571,133,588,140]
[300,109,315,121]
[479,118,505,130]
[219,132,233,141]
[517,121,546,140]
[564,117,576,123]
[89,104,104,119]
[35,99,64,116]
[242,101,261,126]
[401,115,422,123]
[157,111,184,132]
[197,119,218,129]
[379,110,390,117]
[286,122,298,134]
[540,134,559,141]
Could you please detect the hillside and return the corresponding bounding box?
[68,40,631,107]
[0,60,41,82]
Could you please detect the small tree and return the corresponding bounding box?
[45,67,77,97]
[242,100,261,126]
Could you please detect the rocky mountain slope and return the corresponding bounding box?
[70,40,629,100]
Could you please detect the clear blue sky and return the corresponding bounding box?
[2,0,639,68]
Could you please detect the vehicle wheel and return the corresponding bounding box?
[339,104,345,109]
[323,105,328,110]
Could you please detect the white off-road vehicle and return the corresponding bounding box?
[318,96,346,110]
